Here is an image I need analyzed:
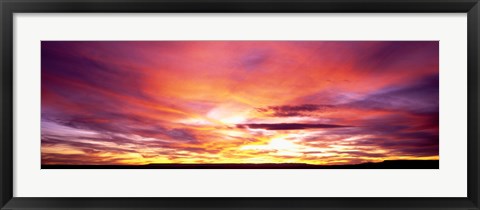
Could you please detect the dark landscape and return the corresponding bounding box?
[42,160,439,169]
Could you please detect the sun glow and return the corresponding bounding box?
[268,138,298,150]
[240,136,303,153]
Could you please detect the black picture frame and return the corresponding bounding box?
[1,0,479,209]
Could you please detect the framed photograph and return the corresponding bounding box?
[1,0,479,209]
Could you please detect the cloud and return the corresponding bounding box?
[354,41,439,74]
[165,129,197,142]
[239,49,270,71]
[236,123,349,130]
[345,74,439,114]
[256,104,336,117]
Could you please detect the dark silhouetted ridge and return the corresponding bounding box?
[42,160,438,169]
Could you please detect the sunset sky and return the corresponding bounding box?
[41,41,439,166]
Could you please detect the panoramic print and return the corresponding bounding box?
[41,41,439,169]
